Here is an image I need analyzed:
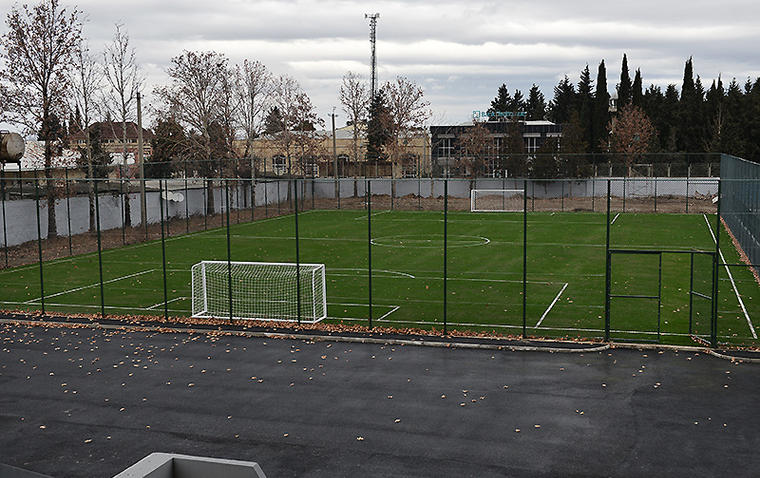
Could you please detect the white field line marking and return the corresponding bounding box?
[703,213,757,339]
[610,213,620,225]
[535,282,569,328]
[0,211,313,276]
[147,296,187,310]
[377,305,400,321]
[1,300,186,314]
[353,210,390,220]
[328,267,415,279]
[24,269,155,304]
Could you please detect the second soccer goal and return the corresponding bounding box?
[191,261,327,323]
[470,189,524,212]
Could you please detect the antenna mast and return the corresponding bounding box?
[365,13,380,98]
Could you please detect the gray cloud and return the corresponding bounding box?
[2,0,758,127]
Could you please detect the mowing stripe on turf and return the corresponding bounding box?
[23,269,156,304]
[703,213,757,339]
[535,282,569,328]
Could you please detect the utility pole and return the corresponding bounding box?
[137,91,147,237]
[330,109,339,200]
[365,13,380,98]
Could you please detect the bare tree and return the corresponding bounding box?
[460,121,491,178]
[235,60,272,161]
[339,71,369,176]
[0,0,82,237]
[69,42,103,230]
[608,104,657,171]
[383,76,430,177]
[103,23,141,226]
[272,75,324,175]
[153,50,230,211]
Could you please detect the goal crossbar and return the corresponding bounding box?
[191,261,327,323]
[470,189,525,212]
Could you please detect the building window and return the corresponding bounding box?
[438,138,453,157]
[401,154,419,178]
[272,155,286,175]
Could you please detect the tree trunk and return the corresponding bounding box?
[44,140,57,238]
[86,137,95,231]
[206,180,215,216]
[122,122,132,227]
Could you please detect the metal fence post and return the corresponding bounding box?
[522,179,527,338]
[184,161,190,234]
[1,171,7,268]
[443,177,448,335]
[622,176,626,213]
[226,179,233,321]
[64,169,72,255]
[94,179,105,317]
[686,164,691,213]
[604,180,611,341]
[654,177,658,213]
[119,175,126,245]
[264,180,269,217]
[34,177,45,314]
[294,178,302,325]
[203,178,208,231]
[367,179,373,329]
[711,179,721,347]
[159,180,168,320]
[561,180,565,212]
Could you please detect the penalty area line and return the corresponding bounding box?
[535,282,569,328]
[703,214,757,339]
[147,296,187,310]
[610,213,620,225]
[24,269,156,304]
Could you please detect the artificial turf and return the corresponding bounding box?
[1,208,757,346]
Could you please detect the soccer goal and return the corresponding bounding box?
[470,189,524,212]
[191,261,327,323]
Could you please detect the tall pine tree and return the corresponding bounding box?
[525,84,546,120]
[592,60,610,154]
[487,84,511,120]
[548,76,576,124]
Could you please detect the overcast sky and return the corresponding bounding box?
[2,0,760,129]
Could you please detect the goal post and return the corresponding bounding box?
[470,189,525,212]
[191,261,327,323]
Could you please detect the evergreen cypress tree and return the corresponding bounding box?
[632,69,643,107]
[662,84,680,152]
[592,60,610,154]
[577,65,595,151]
[617,54,632,107]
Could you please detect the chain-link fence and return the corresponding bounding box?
[2,153,759,348]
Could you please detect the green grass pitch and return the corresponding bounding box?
[1,208,758,346]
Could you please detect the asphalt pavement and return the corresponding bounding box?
[1,323,758,477]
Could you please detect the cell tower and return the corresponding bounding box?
[365,13,380,98]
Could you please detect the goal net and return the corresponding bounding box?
[470,189,524,212]
[191,261,327,323]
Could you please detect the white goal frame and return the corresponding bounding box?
[470,189,525,212]
[191,261,327,323]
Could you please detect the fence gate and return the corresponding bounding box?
[606,249,717,344]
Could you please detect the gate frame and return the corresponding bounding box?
[605,248,717,345]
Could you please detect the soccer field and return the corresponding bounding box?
[1,208,758,346]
